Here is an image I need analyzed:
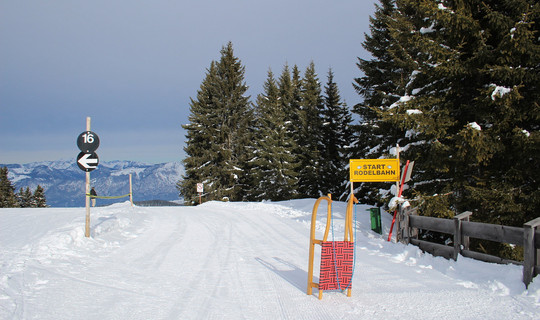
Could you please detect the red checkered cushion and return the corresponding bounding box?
[319,241,354,290]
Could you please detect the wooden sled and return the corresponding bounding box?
[307,194,358,299]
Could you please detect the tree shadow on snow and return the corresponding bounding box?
[255,257,310,294]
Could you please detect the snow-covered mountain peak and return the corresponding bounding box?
[2,160,184,207]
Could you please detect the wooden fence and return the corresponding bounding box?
[395,205,540,288]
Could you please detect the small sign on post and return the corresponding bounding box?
[76,117,100,237]
[77,131,100,153]
[196,183,203,205]
[77,151,99,172]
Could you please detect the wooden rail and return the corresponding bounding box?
[397,205,540,288]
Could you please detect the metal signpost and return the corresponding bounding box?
[76,117,100,237]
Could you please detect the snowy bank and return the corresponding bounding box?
[1,200,539,319]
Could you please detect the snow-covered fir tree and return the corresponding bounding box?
[296,62,325,198]
[319,69,353,200]
[250,69,299,201]
[355,0,539,228]
[0,167,18,208]
[353,0,412,206]
[179,42,253,204]
[17,187,33,208]
[32,185,47,208]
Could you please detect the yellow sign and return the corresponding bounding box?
[349,159,400,182]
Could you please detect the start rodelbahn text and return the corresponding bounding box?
[353,164,396,177]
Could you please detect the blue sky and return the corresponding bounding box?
[0,0,376,164]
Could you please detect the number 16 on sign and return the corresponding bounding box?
[196,183,203,205]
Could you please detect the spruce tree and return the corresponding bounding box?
[353,0,411,206]
[320,68,353,200]
[0,167,18,208]
[179,61,219,204]
[179,42,253,204]
[17,187,33,208]
[288,65,305,180]
[33,185,47,208]
[289,65,304,139]
[277,64,302,198]
[251,69,298,200]
[457,0,540,225]
[277,63,302,157]
[356,0,539,226]
[296,62,324,198]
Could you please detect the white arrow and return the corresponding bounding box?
[78,153,98,169]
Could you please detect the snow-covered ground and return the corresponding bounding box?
[1,200,539,319]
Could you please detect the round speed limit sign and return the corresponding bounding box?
[77,131,100,153]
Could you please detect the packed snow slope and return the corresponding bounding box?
[1,200,539,319]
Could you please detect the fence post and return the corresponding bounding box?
[400,205,408,244]
[129,173,133,207]
[400,206,418,245]
[396,204,403,243]
[523,217,540,288]
[453,211,473,261]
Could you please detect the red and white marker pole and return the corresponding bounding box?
[388,160,410,242]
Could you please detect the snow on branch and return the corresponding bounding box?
[406,109,423,115]
[467,122,482,131]
[437,3,454,13]
[389,95,413,109]
[490,84,512,100]
[420,23,436,34]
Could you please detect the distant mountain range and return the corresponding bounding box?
[3,160,184,207]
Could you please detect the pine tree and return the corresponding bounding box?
[320,68,353,200]
[250,69,299,200]
[356,0,540,226]
[353,0,411,206]
[288,65,305,188]
[277,64,302,198]
[387,0,539,223]
[17,187,33,208]
[33,185,47,208]
[0,167,18,208]
[277,63,302,157]
[179,61,219,204]
[296,62,324,198]
[289,65,304,141]
[456,0,540,225]
[179,42,253,204]
[354,0,401,117]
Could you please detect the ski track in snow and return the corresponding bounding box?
[1,200,539,319]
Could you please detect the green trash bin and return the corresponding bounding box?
[369,207,382,234]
